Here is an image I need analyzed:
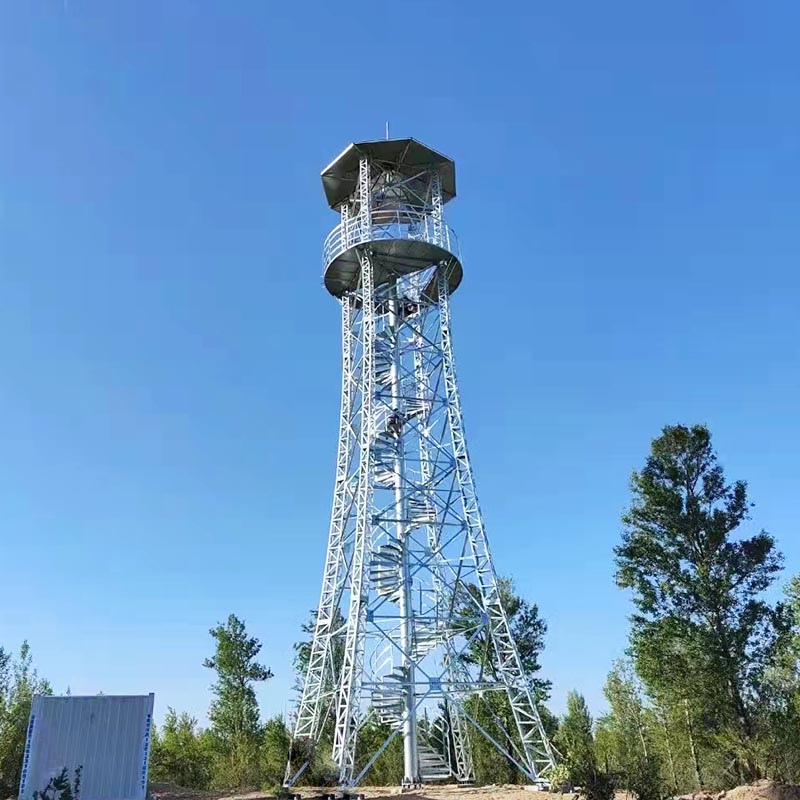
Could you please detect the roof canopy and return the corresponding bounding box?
[321,138,456,210]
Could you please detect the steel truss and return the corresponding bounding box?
[286,144,557,790]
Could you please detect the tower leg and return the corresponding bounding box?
[286,296,359,787]
[444,658,475,783]
[332,248,376,786]
[436,265,557,781]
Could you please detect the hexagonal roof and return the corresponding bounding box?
[321,138,456,210]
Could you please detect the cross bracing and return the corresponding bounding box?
[285,141,557,790]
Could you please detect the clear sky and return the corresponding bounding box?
[1,2,798,727]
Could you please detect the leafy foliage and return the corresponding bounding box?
[556,691,613,800]
[0,641,52,797]
[261,715,292,789]
[758,574,800,782]
[597,662,663,800]
[353,712,403,786]
[457,577,552,701]
[149,709,211,788]
[616,424,788,780]
[203,614,273,788]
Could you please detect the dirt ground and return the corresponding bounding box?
[151,781,800,800]
[678,780,800,800]
[151,785,576,800]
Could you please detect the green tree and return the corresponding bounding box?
[615,424,787,781]
[203,614,272,789]
[457,577,551,700]
[148,708,211,788]
[759,575,800,782]
[465,691,524,785]
[455,578,555,784]
[556,691,612,800]
[597,661,662,800]
[261,715,291,789]
[352,712,403,786]
[0,642,52,797]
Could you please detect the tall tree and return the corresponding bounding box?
[782,575,800,695]
[615,424,787,780]
[203,614,272,788]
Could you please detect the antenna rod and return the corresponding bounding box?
[385,121,390,140]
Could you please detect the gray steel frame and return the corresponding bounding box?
[285,146,557,789]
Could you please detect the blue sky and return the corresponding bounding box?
[1,2,798,726]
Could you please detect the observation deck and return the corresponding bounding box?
[320,138,463,299]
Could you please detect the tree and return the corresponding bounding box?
[0,642,52,797]
[149,708,211,788]
[203,614,272,788]
[261,715,292,789]
[457,577,552,700]
[352,712,403,786]
[455,578,555,784]
[759,575,800,782]
[556,691,612,800]
[615,424,787,781]
[597,662,663,800]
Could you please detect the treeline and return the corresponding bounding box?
[552,425,800,798]
[1,424,798,797]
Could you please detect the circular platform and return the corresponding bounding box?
[322,211,463,299]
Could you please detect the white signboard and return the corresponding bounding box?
[19,694,155,800]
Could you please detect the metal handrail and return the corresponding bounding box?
[323,207,460,269]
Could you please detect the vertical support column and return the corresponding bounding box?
[358,156,371,243]
[341,202,351,250]
[431,172,444,249]
[436,266,557,781]
[332,248,376,786]
[388,287,418,785]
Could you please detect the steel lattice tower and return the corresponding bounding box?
[285,139,557,791]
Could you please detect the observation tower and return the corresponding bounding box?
[285,138,557,791]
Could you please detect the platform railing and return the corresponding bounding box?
[323,207,460,270]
